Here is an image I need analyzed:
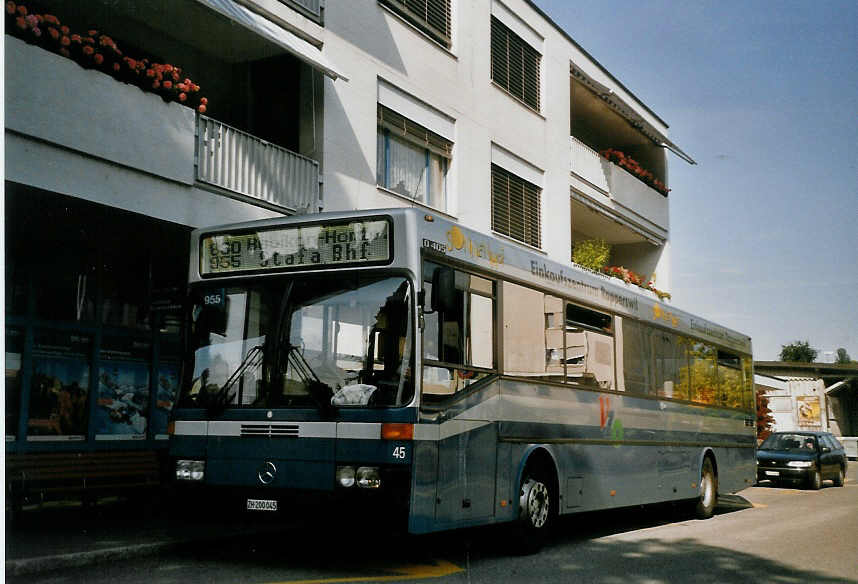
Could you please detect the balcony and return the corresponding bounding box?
[569,136,668,244]
[5,36,318,213]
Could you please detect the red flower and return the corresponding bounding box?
[31,26,41,37]
[113,62,120,72]
[178,92,187,102]
[152,80,160,89]
[198,104,207,114]
[43,14,59,25]
[16,3,25,15]
[146,68,155,78]
[82,45,94,56]
[200,97,207,105]
[60,25,69,34]
[6,2,16,15]
[93,53,104,65]
[162,80,172,89]
[87,29,98,36]
[70,34,81,43]
[48,27,59,40]
[59,47,70,57]
[15,16,26,29]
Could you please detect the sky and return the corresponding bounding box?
[534,0,858,361]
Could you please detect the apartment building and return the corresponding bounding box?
[4,0,691,497]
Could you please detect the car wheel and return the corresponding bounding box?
[833,466,845,487]
[694,457,718,519]
[807,469,822,490]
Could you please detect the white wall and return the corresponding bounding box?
[319,0,671,266]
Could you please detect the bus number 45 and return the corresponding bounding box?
[392,446,407,459]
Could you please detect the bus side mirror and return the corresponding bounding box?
[431,267,456,314]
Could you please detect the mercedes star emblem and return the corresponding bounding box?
[257,461,277,485]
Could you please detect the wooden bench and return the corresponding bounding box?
[6,450,164,508]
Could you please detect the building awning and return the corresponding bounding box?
[826,379,853,396]
[755,373,789,391]
[197,0,347,81]
[571,65,695,165]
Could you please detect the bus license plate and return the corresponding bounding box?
[247,498,278,511]
[765,471,780,477]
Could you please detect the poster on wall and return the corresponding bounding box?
[153,364,179,440]
[95,337,151,440]
[796,396,821,427]
[6,327,23,440]
[28,332,91,441]
[95,363,150,439]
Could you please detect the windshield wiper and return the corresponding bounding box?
[208,344,264,414]
[285,344,335,415]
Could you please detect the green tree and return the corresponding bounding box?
[756,391,774,442]
[779,340,817,362]
[835,348,851,364]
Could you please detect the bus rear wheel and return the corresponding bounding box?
[694,457,717,519]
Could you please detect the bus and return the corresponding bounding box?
[169,208,756,546]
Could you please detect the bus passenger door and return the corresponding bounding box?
[436,420,497,523]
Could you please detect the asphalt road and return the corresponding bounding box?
[10,466,857,584]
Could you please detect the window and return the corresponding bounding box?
[422,261,495,400]
[491,164,541,248]
[377,105,452,213]
[380,0,452,47]
[564,302,614,389]
[501,282,564,383]
[490,16,541,111]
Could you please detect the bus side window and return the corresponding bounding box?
[565,302,614,390]
[422,261,495,399]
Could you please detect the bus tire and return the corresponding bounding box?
[511,465,555,554]
[833,466,845,487]
[694,457,717,519]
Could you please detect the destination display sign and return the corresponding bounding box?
[200,219,391,275]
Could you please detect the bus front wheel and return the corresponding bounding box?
[511,465,556,554]
[694,457,718,519]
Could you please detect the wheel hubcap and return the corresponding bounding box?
[521,479,549,528]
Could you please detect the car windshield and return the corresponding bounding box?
[178,274,414,410]
[760,434,817,451]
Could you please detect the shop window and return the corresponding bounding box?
[95,337,152,440]
[153,331,182,440]
[5,260,27,316]
[28,331,90,440]
[33,250,97,323]
[422,262,495,400]
[6,327,23,439]
[102,247,150,330]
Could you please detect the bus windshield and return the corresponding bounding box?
[179,274,414,410]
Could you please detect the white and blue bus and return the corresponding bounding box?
[170,208,756,545]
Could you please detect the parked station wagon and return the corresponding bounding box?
[757,431,848,489]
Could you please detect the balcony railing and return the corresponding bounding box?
[570,136,609,192]
[197,116,320,213]
[570,135,668,232]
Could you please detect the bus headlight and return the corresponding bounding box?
[336,466,356,488]
[787,461,813,468]
[356,467,381,489]
[176,459,205,481]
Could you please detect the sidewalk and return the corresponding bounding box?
[5,496,284,577]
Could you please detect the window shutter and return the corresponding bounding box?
[491,164,541,248]
[490,16,541,111]
[378,105,453,159]
[380,0,452,47]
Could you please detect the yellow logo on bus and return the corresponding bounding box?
[446,226,504,265]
